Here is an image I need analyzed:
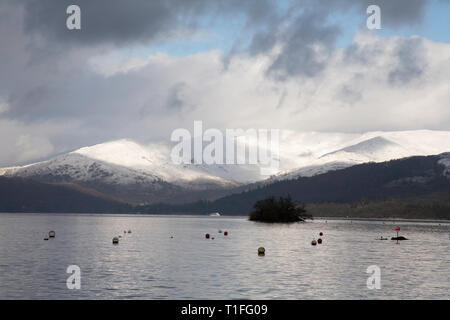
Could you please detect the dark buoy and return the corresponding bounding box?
[205,233,210,239]
[44,237,49,241]
[127,230,132,234]
[112,237,119,244]
[218,230,223,233]
[258,247,265,256]
[319,232,323,236]
[311,239,317,246]
[318,238,322,244]
[224,231,228,236]
[48,230,55,238]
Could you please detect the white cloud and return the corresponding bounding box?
[1,18,450,167]
[0,119,54,166]
[0,99,9,114]
[105,32,450,135]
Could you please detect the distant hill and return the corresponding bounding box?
[3,130,450,205]
[0,177,131,213]
[138,154,450,219]
[1,153,450,219]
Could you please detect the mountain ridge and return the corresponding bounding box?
[138,153,450,219]
[2,130,450,205]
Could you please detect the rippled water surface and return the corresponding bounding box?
[0,213,448,299]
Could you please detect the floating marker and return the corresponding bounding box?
[258,247,265,256]
[127,230,132,234]
[319,232,323,236]
[112,237,119,244]
[48,231,55,238]
[218,230,223,233]
[311,239,317,246]
[44,237,49,241]
[205,233,210,239]
[224,231,228,236]
[318,238,322,244]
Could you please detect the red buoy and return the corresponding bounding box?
[318,238,322,244]
[205,233,210,239]
[319,232,323,236]
[224,231,228,236]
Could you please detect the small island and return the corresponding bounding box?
[249,196,312,223]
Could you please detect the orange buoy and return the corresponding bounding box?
[224,231,228,236]
[205,233,210,239]
[318,238,322,244]
[319,232,323,236]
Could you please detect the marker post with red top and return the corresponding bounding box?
[395,227,400,244]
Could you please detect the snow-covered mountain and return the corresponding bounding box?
[270,130,450,181]
[0,141,228,186]
[1,130,450,204]
[0,140,244,204]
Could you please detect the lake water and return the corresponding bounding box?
[0,213,448,300]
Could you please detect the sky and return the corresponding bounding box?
[0,0,450,166]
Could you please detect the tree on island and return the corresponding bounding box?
[249,196,311,223]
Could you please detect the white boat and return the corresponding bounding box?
[208,212,221,217]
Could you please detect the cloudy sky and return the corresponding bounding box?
[0,0,450,166]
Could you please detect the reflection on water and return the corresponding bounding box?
[0,213,448,299]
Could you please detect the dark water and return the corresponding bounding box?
[0,213,448,299]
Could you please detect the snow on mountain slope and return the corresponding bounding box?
[271,130,450,181]
[0,139,239,189]
[319,136,409,162]
[75,139,233,185]
[0,152,162,185]
[2,130,450,189]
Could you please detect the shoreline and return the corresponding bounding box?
[312,216,450,224]
[1,211,449,223]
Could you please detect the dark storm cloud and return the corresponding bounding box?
[17,0,429,79]
[21,0,277,47]
[23,0,201,46]
[266,10,340,79]
[20,0,427,47]
[245,0,427,78]
[352,0,427,27]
